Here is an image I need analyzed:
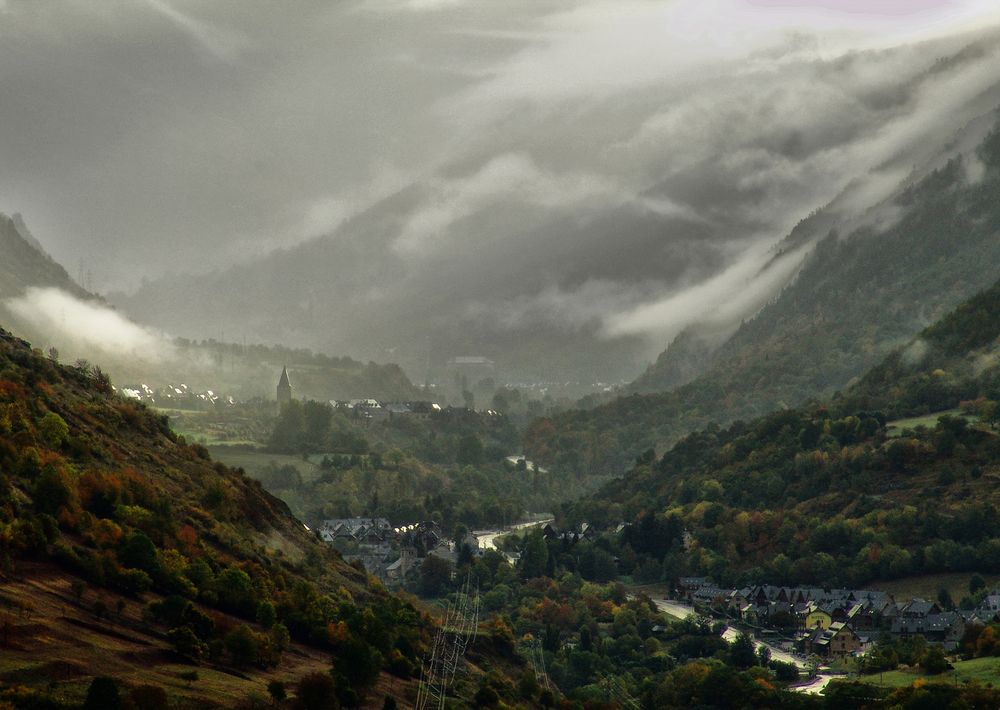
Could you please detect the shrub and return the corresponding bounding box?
[295,671,339,710]
[128,684,169,710]
[83,677,121,710]
[168,625,207,662]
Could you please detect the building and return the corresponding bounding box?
[806,622,862,658]
[803,602,833,631]
[277,366,292,407]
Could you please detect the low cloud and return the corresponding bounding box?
[5,1,1000,380]
[604,241,813,342]
[5,287,176,363]
[392,153,695,256]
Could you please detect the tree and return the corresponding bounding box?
[257,600,278,629]
[921,645,951,675]
[970,574,987,595]
[756,644,771,667]
[591,549,617,583]
[38,412,69,448]
[117,531,159,574]
[267,680,287,706]
[33,467,73,515]
[729,632,757,669]
[418,555,452,597]
[518,530,548,580]
[474,684,500,707]
[457,434,484,465]
[214,567,258,616]
[938,588,955,611]
[169,625,207,661]
[83,676,122,710]
[226,625,261,667]
[295,671,338,710]
[335,636,382,690]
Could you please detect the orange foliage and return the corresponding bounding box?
[0,380,26,400]
[37,450,65,467]
[976,626,997,656]
[85,517,124,548]
[754,677,774,691]
[76,470,124,512]
[327,621,350,644]
[534,598,577,629]
[866,543,883,564]
[177,524,199,554]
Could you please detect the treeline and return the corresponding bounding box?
[267,399,520,466]
[559,399,1000,588]
[259,398,611,529]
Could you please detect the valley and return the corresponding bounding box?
[3,5,1000,708]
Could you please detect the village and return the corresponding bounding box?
[312,515,549,588]
[670,576,1000,662]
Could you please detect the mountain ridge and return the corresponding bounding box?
[527,112,1000,476]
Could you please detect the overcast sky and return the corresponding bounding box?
[2,0,1000,362]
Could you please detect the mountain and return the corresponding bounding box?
[0,326,434,707]
[563,278,1000,589]
[0,212,88,302]
[111,187,652,386]
[527,112,1000,475]
[111,31,1000,391]
[0,215,424,403]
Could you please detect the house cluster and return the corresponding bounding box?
[676,578,995,658]
[542,522,599,545]
[317,516,480,587]
[119,382,236,410]
[330,399,443,424]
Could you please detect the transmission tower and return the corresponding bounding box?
[527,638,553,692]
[415,578,481,710]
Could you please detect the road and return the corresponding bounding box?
[474,517,553,551]
[792,674,835,695]
[720,626,807,669]
[652,599,833,694]
[652,598,697,620]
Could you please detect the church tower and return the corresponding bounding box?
[277,366,292,408]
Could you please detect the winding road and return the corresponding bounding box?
[651,598,835,694]
[474,517,553,551]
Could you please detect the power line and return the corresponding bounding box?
[415,577,480,710]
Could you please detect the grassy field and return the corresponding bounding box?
[885,409,966,437]
[870,572,999,604]
[154,407,269,447]
[207,445,323,484]
[861,657,1000,689]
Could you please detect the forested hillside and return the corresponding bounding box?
[561,279,1000,589]
[528,116,1000,476]
[842,277,1000,418]
[0,327,433,708]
